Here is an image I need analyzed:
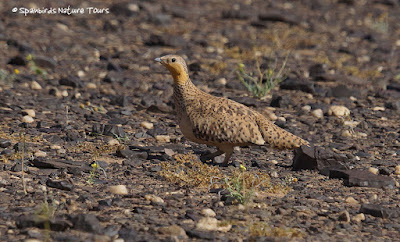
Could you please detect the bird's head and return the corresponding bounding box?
[155,55,189,85]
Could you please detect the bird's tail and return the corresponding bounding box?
[256,114,309,149]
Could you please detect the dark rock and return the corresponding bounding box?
[7,39,34,52]
[91,123,105,135]
[16,215,72,231]
[117,148,148,160]
[186,229,216,240]
[10,161,29,172]
[379,167,391,176]
[8,56,26,66]
[360,204,399,219]
[149,14,172,25]
[103,124,126,138]
[109,2,137,16]
[107,61,122,72]
[98,198,113,207]
[14,142,27,152]
[59,77,80,88]
[110,95,129,107]
[119,226,139,240]
[230,96,259,107]
[32,158,88,171]
[387,83,400,92]
[71,214,102,234]
[222,9,252,20]
[0,139,11,148]
[270,94,293,108]
[103,72,123,83]
[65,131,83,142]
[258,10,300,25]
[385,100,400,110]
[34,56,57,69]
[46,179,73,191]
[145,34,185,47]
[146,127,168,137]
[330,84,356,98]
[292,145,349,175]
[309,63,328,78]
[329,169,395,188]
[280,78,315,94]
[104,225,120,237]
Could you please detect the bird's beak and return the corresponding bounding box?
[154,57,162,63]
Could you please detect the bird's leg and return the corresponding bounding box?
[201,149,224,162]
[221,148,233,167]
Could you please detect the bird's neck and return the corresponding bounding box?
[171,72,189,85]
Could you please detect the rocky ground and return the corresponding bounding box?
[0,0,400,241]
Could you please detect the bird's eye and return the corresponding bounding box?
[171,58,176,63]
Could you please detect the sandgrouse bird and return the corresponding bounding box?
[155,54,309,165]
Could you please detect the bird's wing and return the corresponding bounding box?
[186,96,265,145]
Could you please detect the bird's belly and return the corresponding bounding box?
[179,115,204,143]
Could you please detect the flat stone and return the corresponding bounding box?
[46,179,73,191]
[352,213,365,222]
[196,217,231,232]
[201,208,216,217]
[279,78,315,94]
[292,144,349,175]
[22,115,34,123]
[144,194,164,205]
[329,169,395,188]
[328,105,350,117]
[158,225,187,238]
[359,204,399,219]
[109,185,129,195]
[72,214,102,234]
[16,215,72,231]
[31,81,42,90]
[0,139,11,148]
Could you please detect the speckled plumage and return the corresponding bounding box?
[156,55,309,165]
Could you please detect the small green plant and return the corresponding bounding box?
[26,54,47,78]
[249,222,304,238]
[371,12,389,34]
[87,161,99,185]
[223,165,270,204]
[236,55,288,99]
[35,190,56,242]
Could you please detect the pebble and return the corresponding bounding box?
[155,135,171,143]
[368,167,379,175]
[195,217,231,232]
[277,117,286,122]
[352,213,365,222]
[22,115,34,123]
[215,78,227,86]
[22,109,36,118]
[158,225,187,238]
[86,83,97,89]
[34,150,47,158]
[267,112,278,121]
[328,105,350,117]
[345,196,359,205]
[311,109,323,119]
[372,106,385,111]
[141,121,154,129]
[201,208,216,217]
[341,130,352,137]
[270,171,279,178]
[338,210,350,223]
[302,105,311,112]
[50,145,62,150]
[238,204,245,211]
[394,165,400,175]
[109,185,129,195]
[107,139,120,146]
[144,194,164,205]
[30,81,42,90]
[61,90,69,97]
